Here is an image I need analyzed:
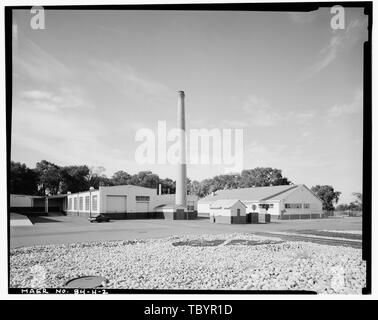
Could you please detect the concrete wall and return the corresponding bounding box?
[10,194,33,207]
[99,185,156,214]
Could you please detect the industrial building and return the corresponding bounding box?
[66,185,198,219]
[198,184,323,220]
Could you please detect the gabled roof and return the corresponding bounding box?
[209,199,247,209]
[199,185,300,203]
[99,184,155,191]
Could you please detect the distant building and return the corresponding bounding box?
[209,199,247,224]
[198,184,323,220]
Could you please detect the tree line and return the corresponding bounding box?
[335,192,362,212]
[11,160,351,211]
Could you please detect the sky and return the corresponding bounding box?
[11,7,368,204]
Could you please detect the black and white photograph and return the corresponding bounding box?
[3,1,374,299]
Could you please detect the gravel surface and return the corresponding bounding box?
[10,233,366,294]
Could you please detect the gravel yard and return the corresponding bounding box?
[10,233,366,294]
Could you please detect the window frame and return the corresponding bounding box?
[136,196,150,202]
[92,195,98,211]
[79,197,84,211]
[85,196,90,211]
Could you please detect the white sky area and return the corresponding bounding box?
[11,8,367,204]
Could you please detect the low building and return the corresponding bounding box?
[10,194,67,214]
[209,199,247,224]
[198,184,323,220]
[66,185,198,219]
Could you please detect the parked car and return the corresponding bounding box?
[88,214,110,223]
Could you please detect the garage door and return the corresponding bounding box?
[136,202,149,212]
[106,195,127,213]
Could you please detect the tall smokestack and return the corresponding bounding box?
[175,90,187,208]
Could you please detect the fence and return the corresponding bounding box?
[334,210,362,217]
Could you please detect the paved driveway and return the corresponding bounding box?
[10,215,362,249]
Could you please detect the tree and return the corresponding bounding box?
[196,178,214,197]
[59,165,90,194]
[351,192,362,211]
[87,166,113,189]
[159,178,175,194]
[35,160,62,195]
[129,171,159,189]
[336,203,350,211]
[112,171,131,185]
[240,167,291,187]
[311,185,341,211]
[189,180,201,196]
[10,161,38,195]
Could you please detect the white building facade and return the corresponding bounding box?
[209,199,247,224]
[198,184,323,220]
[66,185,198,218]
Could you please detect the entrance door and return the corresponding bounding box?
[106,195,127,213]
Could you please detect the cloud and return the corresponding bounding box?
[242,95,284,127]
[11,105,134,172]
[18,87,94,112]
[15,38,71,83]
[328,89,363,118]
[222,96,316,129]
[305,18,368,78]
[222,119,249,128]
[295,112,316,124]
[246,141,331,170]
[91,60,170,98]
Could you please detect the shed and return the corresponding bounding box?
[209,199,246,224]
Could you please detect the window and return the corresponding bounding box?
[304,203,310,209]
[187,201,195,211]
[85,196,90,211]
[92,195,98,211]
[73,198,77,210]
[285,203,302,209]
[237,208,241,216]
[136,196,150,202]
[68,198,72,210]
[79,197,84,211]
[258,203,274,209]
